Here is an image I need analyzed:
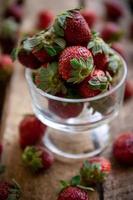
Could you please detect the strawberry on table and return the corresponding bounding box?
[113,132,133,166]
[54,9,92,46]
[0,180,21,200]
[37,10,54,30]
[78,69,111,98]
[104,0,124,21]
[57,186,89,200]
[4,3,24,23]
[81,10,97,28]
[80,157,111,186]
[19,114,46,149]
[124,80,133,101]
[57,175,94,200]
[22,146,54,172]
[0,19,19,54]
[101,22,123,43]
[59,46,94,83]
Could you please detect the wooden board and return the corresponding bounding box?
[1,0,133,199]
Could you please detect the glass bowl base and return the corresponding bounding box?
[43,124,110,162]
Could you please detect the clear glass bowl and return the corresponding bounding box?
[25,56,127,162]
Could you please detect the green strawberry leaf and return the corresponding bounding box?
[87,35,111,55]
[44,46,57,56]
[54,38,66,49]
[71,175,81,186]
[36,62,67,95]
[60,180,70,189]
[23,37,41,51]
[68,57,94,83]
[108,54,122,74]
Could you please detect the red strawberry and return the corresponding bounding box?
[79,69,111,98]
[87,32,110,71]
[93,53,108,71]
[124,80,133,101]
[32,49,52,63]
[81,10,97,28]
[4,4,24,23]
[0,54,13,81]
[59,46,94,83]
[57,186,89,200]
[104,0,124,21]
[18,48,41,69]
[19,114,46,149]
[113,132,133,166]
[54,9,92,46]
[80,157,111,185]
[111,43,126,60]
[22,146,54,172]
[37,10,54,30]
[0,180,21,200]
[101,22,123,43]
[49,100,83,119]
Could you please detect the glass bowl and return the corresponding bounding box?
[25,56,127,162]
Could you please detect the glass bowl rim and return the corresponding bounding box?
[25,55,127,103]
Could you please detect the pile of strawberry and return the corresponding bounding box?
[16,9,122,99]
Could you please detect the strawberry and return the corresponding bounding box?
[87,32,110,71]
[78,69,111,98]
[18,48,41,69]
[124,80,133,101]
[0,180,21,200]
[93,53,108,71]
[0,54,13,80]
[111,43,126,60]
[101,22,123,43]
[113,132,133,166]
[35,62,67,95]
[59,46,94,83]
[49,100,83,119]
[80,157,111,185]
[104,0,124,21]
[22,146,54,172]
[19,114,46,149]
[17,28,66,67]
[81,10,97,28]
[54,9,92,46]
[4,4,24,23]
[37,10,54,30]
[32,49,52,63]
[57,186,89,200]
[0,19,19,54]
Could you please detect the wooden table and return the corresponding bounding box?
[1,0,133,199]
